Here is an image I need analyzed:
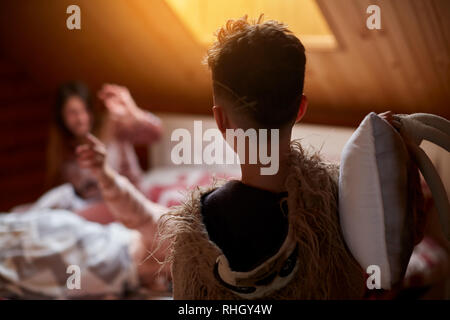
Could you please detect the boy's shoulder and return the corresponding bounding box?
[201,180,241,209]
[200,179,287,215]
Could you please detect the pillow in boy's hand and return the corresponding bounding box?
[339,112,414,290]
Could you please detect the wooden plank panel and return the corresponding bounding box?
[314,0,388,111]
[391,0,446,110]
[354,0,418,110]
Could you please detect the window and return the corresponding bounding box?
[166,0,336,49]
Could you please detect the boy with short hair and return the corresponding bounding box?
[160,15,365,299]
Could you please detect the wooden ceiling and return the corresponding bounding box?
[0,0,448,127]
[309,0,450,125]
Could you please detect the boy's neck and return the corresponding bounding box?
[240,137,291,193]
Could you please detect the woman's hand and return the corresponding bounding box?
[76,133,108,179]
[98,83,145,129]
[98,83,162,144]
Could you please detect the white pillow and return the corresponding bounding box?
[339,112,414,289]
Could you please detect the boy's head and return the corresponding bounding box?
[206,15,307,132]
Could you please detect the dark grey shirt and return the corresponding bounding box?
[201,180,289,272]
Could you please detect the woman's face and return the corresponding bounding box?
[62,95,92,137]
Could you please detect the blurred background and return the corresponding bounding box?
[0,0,449,211]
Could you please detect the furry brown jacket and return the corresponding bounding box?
[159,142,366,299]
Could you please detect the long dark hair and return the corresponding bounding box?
[54,81,93,137]
[46,81,94,187]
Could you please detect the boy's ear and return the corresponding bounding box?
[295,95,308,123]
[213,105,227,134]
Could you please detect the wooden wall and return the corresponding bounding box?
[0,55,52,211]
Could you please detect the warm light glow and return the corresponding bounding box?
[165,0,337,49]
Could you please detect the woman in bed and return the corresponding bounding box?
[38,81,163,220]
